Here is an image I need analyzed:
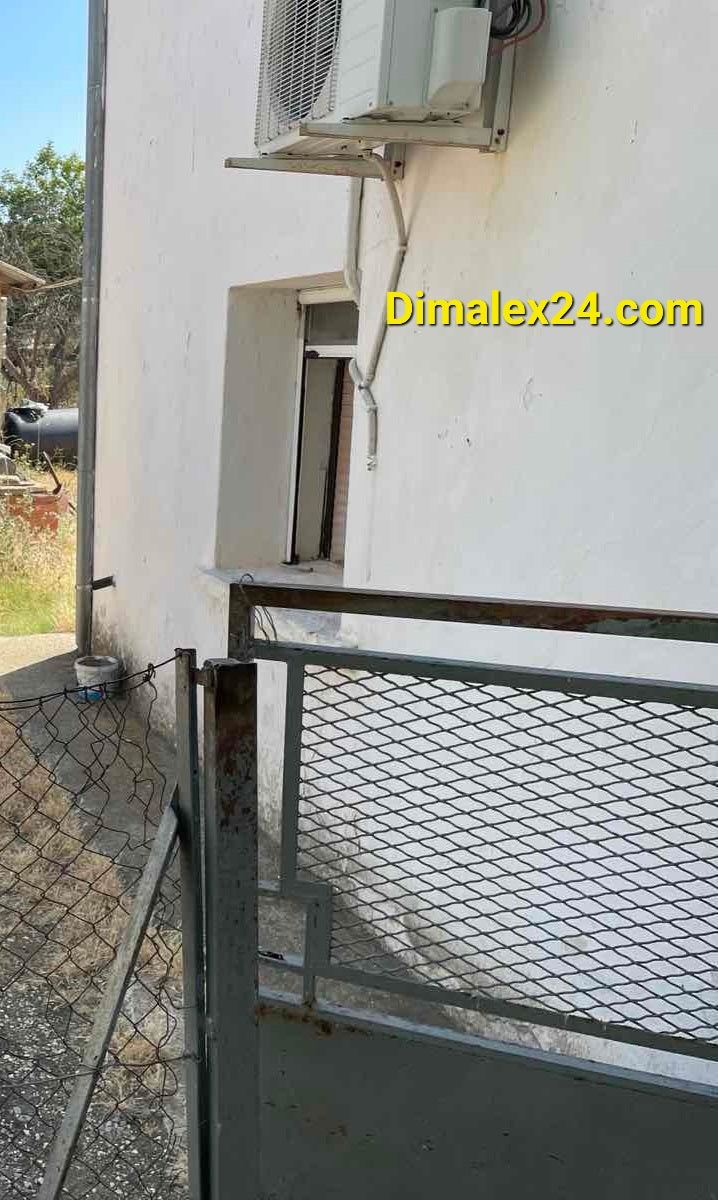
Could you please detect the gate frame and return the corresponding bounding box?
[209,582,718,1199]
[201,660,260,1200]
[37,795,180,1200]
[175,649,210,1200]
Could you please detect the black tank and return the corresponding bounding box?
[2,404,78,463]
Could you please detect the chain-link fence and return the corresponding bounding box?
[289,656,718,1056]
[0,661,188,1200]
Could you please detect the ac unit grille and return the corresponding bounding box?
[255,0,343,148]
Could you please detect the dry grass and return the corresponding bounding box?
[0,714,183,1067]
[0,701,187,1188]
[0,463,76,636]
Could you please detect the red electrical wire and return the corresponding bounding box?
[492,0,547,53]
[513,0,547,45]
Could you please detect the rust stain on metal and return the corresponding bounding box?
[257,1002,369,1039]
[230,582,718,643]
[215,693,256,827]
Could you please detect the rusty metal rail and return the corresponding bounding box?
[228,581,718,659]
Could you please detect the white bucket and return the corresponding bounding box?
[74,655,123,700]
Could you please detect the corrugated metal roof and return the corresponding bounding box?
[0,259,46,293]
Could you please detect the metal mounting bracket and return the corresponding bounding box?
[225,144,405,182]
[225,155,386,180]
[485,41,516,152]
[298,119,493,151]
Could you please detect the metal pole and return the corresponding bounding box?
[227,590,253,661]
[203,659,260,1200]
[228,580,718,645]
[76,0,107,654]
[39,796,179,1200]
[175,651,209,1200]
[0,295,7,365]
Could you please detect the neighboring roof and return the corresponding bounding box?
[0,259,46,294]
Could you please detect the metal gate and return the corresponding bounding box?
[214,582,718,1200]
[38,585,718,1198]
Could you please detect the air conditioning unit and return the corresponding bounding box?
[253,0,501,161]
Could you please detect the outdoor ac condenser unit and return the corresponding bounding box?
[254,0,495,159]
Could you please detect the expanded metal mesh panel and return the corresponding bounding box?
[255,0,343,147]
[296,664,718,1046]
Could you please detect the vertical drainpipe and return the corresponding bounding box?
[76,0,107,654]
[344,177,363,307]
[0,294,7,365]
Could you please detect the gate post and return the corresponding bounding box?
[175,650,209,1200]
[202,659,260,1200]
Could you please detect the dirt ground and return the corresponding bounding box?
[0,633,76,685]
[0,635,185,1199]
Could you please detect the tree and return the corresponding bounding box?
[0,144,84,407]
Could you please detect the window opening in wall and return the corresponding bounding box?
[288,301,358,566]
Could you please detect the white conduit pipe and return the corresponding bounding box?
[349,154,408,470]
[344,176,363,308]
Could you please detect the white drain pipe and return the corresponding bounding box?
[349,154,408,470]
[344,176,364,307]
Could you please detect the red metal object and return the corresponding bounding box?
[4,487,70,533]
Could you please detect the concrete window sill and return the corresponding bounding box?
[200,562,351,647]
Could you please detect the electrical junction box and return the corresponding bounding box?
[254,0,498,159]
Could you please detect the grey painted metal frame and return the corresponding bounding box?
[254,638,718,710]
[259,990,718,1107]
[257,991,718,1197]
[175,651,209,1200]
[38,795,180,1200]
[253,635,718,1063]
[280,659,304,886]
[232,584,718,1067]
[274,658,334,1005]
[203,660,260,1200]
[258,947,718,1065]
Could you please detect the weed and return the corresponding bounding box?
[0,465,76,635]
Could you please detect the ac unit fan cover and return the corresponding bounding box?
[262,0,342,134]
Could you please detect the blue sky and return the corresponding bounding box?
[1,0,87,176]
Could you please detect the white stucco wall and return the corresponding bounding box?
[93,0,348,713]
[94,0,718,1079]
[346,0,718,686]
[334,0,718,1080]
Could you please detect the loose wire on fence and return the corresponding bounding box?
[236,573,278,645]
[0,653,181,712]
